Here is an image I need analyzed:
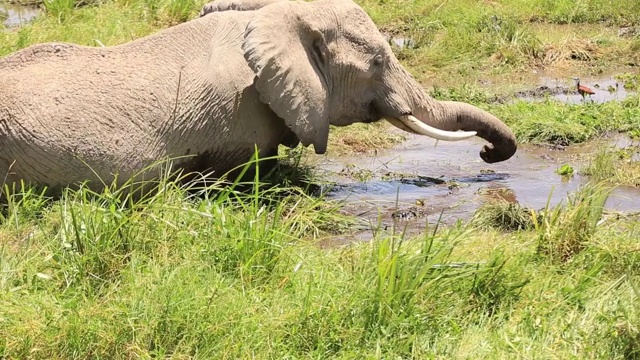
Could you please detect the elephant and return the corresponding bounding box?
[0,0,517,194]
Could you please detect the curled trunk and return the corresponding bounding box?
[383,63,517,163]
[415,101,517,163]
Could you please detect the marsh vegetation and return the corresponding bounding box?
[1,0,639,358]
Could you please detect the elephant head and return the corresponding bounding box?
[217,0,517,162]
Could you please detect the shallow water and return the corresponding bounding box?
[382,33,416,49]
[316,132,640,243]
[517,77,635,104]
[0,3,40,28]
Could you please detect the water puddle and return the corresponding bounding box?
[0,3,41,28]
[515,76,635,104]
[315,132,640,244]
[382,33,416,49]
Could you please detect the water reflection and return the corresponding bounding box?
[0,3,41,28]
[318,133,640,231]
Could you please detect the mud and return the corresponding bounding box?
[315,132,640,244]
[0,3,40,28]
[618,26,640,38]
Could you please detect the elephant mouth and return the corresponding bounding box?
[385,115,477,141]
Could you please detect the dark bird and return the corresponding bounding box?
[573,77,595,100]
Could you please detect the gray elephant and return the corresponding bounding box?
[0,0,516,194]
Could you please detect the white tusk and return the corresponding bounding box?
[394,115,477,141]
[385,117,419,134]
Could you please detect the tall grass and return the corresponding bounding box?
[43,0,76,22]
[1,163,639,357]
[582,146,640,187]
[0,0,208,57]
[473,182,612,263]
[533,183,611,263]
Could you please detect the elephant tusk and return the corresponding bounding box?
[384,117,419,134]
[390,115,477,141]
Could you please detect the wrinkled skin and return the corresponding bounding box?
[0,0,517,193]
[200,0,285,14]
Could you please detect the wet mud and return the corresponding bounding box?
[315,132,640,245]
[0,3,40,28]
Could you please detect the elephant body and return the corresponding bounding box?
[0,0,517,193]
[1,12,291,190]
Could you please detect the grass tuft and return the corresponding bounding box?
[581,145,640,187]
[473,201,535,232]
[43,0,77,23]
[468,252,530,316]
[533,182,611,263]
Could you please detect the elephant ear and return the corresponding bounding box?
[242,1,330,154]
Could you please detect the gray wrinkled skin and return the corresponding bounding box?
[200,0,285,15]
[0,0,516,194]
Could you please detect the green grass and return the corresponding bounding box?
[2,0,640,357]
[493,96,640,145]
[581,145,640,187]
[3,0,640,84]
[0,0,207,56]
[2,176,639,358]
[359,0,640,84]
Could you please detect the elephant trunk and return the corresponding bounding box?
[382,64,517,163]
[416,100,517,163]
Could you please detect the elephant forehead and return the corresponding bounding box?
[329,30,391,68]
[331,11,390,50]
[312,0,383,38]
[336,31,387,53]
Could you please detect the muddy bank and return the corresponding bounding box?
[315,132,640,244]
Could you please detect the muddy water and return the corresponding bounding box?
[0,3,40,28]
[516,77,635,104]
[316,132,640,242]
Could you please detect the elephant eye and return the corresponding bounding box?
[373,55,385,67]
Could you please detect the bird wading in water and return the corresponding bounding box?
[573,77,595,100]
